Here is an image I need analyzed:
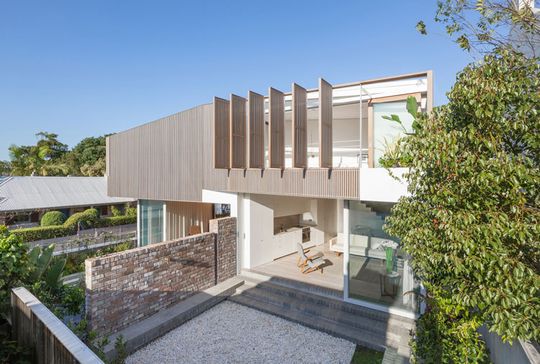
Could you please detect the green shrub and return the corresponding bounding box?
[84,208,99,219]
[12,208,136,242]
[98,215,136,227]
[125,206,136,217]
[111,205,122,217]
[0,226,28,315]
[40,211,67,227]
[62,240,134,274]
[64,208,99,230]
[12,225,73,242]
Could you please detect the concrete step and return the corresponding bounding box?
[234,282,408,341]
[231,273,415,353]
[240,271,414,331]
[229,291,393,352]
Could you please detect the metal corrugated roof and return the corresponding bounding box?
[0,177,135,212]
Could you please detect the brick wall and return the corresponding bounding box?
[85,217,236,335]
[209,217,237,283]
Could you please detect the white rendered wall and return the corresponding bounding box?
[359,168,409,203]
[202,189,242,273]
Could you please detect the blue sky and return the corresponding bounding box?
[0,1,473,160]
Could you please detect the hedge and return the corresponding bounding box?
[97,215,136,227]
[64,208,99,229]
[40,211,67,227]
[12,225,73,242]
[12,208,136,242]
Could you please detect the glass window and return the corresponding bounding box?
[347,200,418,312]
[139,200,164,246]
[373,101,414,167]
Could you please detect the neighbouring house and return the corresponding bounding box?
[105,71,433,320]
[513,0,540,57]
[0,176,135,228]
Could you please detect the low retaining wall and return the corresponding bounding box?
[11,287,103,364]
[85,217,236,335]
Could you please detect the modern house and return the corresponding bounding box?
[513,0,540,57]
[0,176,135,227]
[106,71,433,320]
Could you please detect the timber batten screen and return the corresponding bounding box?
[319,78,333,168]
[269,87,285,169]
[292,83,307,168]
[248,91,265,168]
[214,97,230,169]
[230,94,247,169]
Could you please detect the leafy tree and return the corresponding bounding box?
[9,132,69,176]
[0,161,10,176]
[68,136,107,176]
[384,49,539,361]
[417,0,539,56]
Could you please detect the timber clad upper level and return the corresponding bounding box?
[107,71,433,202]
[213,71,432,171]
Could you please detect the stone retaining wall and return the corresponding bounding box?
[85,217,236,335]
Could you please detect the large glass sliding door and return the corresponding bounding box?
[139,200,164,246]
[346,201,417,313]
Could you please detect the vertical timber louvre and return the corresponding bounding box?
[292,83,307,168]
[319,78,333,168]
[213,97,230,169]
[230,94,247,169]
[269,87,285,169]
[248,91,265,168]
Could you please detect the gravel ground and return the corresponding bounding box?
[127,301,356,364]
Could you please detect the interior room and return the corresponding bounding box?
[244,194,345,291]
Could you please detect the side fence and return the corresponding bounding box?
[85,217,237,336]
[11,287,103,364]
[479,326,540,364]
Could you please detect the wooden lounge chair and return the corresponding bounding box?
[296,243,325,274]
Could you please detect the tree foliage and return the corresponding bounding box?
[67,135,107,176]
[418,0,540,56]
[9,132,69,176]
[384,49,539,360]
[0,161,10,176]
[8,132,109,176]
[0,226,28,315]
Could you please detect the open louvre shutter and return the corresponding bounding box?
[248,91,265,168]
[292,83,307,168]
[230,94,247,169]
[269,87,285,169]
[319,78,333,168]
[213,97,230,169]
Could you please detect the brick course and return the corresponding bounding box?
[86,217,236,335]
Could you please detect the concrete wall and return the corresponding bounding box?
[359,168,409,203]
[85,217,236,336]
[11,287,103,364]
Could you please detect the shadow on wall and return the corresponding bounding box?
[85,217,237,336]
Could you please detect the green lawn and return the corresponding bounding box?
[350,345,384,364]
